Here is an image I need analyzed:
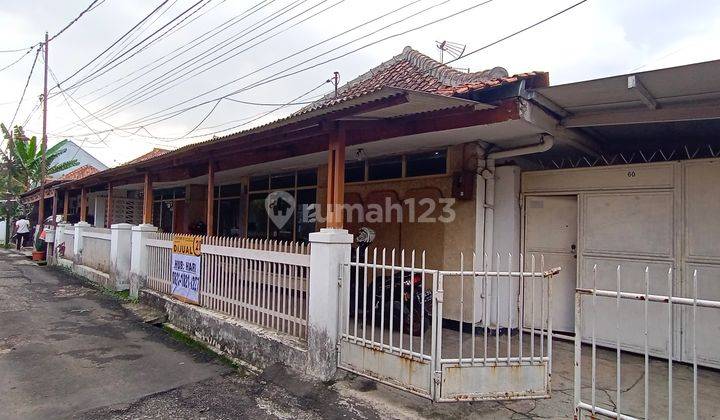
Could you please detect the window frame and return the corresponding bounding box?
[245,170,317,242]
[345,148,448,184]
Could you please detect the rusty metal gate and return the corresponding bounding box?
[338,248,558,401]
[338,248,437,398]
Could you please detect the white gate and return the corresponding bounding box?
[339,248,437,398]
[574,265,720,419]
[338,249,558,401]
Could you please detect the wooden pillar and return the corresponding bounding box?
[206,160,215,236]
[325,125,346,229]
[106,184,113,227]
[49,191,58,257]
[51,191,58,222]
[143,173,153,225]
[79,187,88,222]
[62,190,70,221]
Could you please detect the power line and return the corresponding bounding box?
[440,0,591,68]
[70,0,273,103]
[125,0,586,131]
[69,0,311,115]
[51,0,586,147]
[79,0,180,82]
[46,85,330,143]
[123,0,479,128]
[48,0,105,42]
[90,0,336,119]
[0,46,37,73]
[0,46,35,53]
[51,0,171,91]
[7,46,41,130]
[65,0,438,130]
[57,0,209,93]
[45,60,111,148]
[64,0,218,96]
[52,0,319,132]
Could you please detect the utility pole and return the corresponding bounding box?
[328,72,340,98]
[38,31,49,229]
[4,133,13,247]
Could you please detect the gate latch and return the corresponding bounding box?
[435,290,444,303]
[433,370,442,385]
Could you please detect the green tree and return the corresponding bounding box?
[1,124,79,191]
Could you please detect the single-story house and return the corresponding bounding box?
[49,47,720,372]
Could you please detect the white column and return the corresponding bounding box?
[110,223,133,291]
[491,165,522,327]
[94,197,107,228]
[129,223,158,298]
[73,221,90,263]
[307,228,353,380]
[57,222,69,259]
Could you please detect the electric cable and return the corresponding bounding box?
[72,0,273,102]
[57,0,210,93]
[91,0,337,119]
[51,0,171,91]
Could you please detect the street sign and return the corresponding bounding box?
[171,235,202,305]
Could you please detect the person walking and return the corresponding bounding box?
[14,216,32,251]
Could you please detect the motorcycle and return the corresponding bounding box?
[348,228,433,336]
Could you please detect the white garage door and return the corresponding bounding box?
[523,159,720,366]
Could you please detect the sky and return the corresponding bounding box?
[0,0,718,167]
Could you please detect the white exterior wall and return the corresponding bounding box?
[488,165,522,327]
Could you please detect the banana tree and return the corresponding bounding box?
[1,124,79,191]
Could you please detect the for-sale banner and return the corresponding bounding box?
[171,235,202,305]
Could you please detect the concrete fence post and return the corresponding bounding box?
[307,228,353,380]
[110,223,133,291]
[73,221,90,264]
[52,223,67,264]
[129,224,157,298]
[56,223,68,260]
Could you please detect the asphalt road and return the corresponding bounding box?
[0,250,384,420]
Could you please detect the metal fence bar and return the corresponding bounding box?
[591,264,597,415]
[616,265,622,417]
[458,252,464,363]
[146,235,309,341]
[575,265,720,419]
[692,269,698,420]
[668,267,673,420]
[340,250,554,402]
[483,253,489,365]
[644,267,649,420]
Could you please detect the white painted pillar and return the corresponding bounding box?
[74,221,90,263]
[110,223,133,291]
[307,228,353,380]
[57,222,69,259]
[490,165,522,328]
[94,197,107,228]
[129,224,158,298]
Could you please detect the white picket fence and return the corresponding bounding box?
[146,234,310,341]
[146,233,173,295]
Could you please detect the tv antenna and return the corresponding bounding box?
[435,40,466,64]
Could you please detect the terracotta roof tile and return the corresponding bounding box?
[124,148,170,165]
[59,164,100,181]
[302,47,545,112]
